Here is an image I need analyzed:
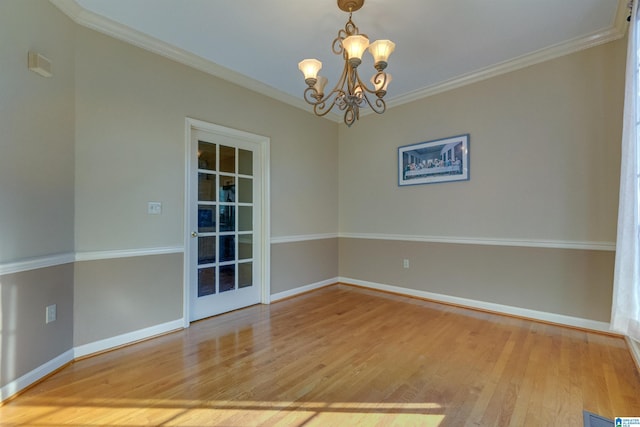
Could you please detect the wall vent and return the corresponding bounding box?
[28,52,52,77]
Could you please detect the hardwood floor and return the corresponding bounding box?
[2,284,639,426]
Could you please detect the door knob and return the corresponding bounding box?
[191,231,198,238]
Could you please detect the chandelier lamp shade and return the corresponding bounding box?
[298,0,395,127]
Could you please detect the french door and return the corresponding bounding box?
[186,119,269,322]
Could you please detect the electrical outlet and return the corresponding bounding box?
[147,201,162,215]
[403,259,410,269]
[46,304,57,324]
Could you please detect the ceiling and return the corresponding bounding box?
[51,0,628,121]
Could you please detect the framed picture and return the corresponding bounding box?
[398,134,470,186]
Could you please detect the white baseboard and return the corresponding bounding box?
[1,319,184,403]
[74,319,184,358]
[0,349,74,402]
[270,278,337,302]
[1,279,619,404]
[627,337,640,371]
[339,277,612,333]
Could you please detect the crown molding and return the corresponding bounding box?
[613,0,633,32]
[50,0,627,122]
[385,2,629,110]
[49,0,343,122]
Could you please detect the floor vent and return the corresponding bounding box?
[583,410,614,427]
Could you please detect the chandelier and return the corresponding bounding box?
[298,0,395,127]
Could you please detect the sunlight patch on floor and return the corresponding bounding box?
[0,398,445,426]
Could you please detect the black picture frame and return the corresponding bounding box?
[398,134,470,186]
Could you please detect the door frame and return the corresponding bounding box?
[183,117,271,327]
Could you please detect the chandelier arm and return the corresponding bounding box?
[333,30,347,56]
[343,105,359,127]
[302,58,349,105]
[357,93,385,114]
[346,67,357,96]
[371,71,388,94]
[355,90,385,114]
[350,69,386,114]
[334,60,351,95]
[368,97,387,115]
[353,70,375,95]
[314,99,340,117]
[302,86,321,105]
[303,88,342,118]
[309,62,349,111]
[353,69,387,96]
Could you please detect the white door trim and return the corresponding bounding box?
[183,118,271,328]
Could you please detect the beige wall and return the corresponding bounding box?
[0,264,74,386]
[73,26,338,344]
[338,38,626,321]
[0,0,76,390]
[74,254,183,346]
[74,27,338,252]
[340,238,614,321]
[0,0,75,262]
[339,39,624,242]
[271,239,339,294]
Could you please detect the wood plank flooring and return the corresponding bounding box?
[2,284,639,426]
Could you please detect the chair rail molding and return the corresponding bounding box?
[339,233,616,251]
[0,247,184,276]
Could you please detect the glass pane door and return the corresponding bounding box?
[190,127,261,321]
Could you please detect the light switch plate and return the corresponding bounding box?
[46,304,57,324]
[147,201,162,215]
